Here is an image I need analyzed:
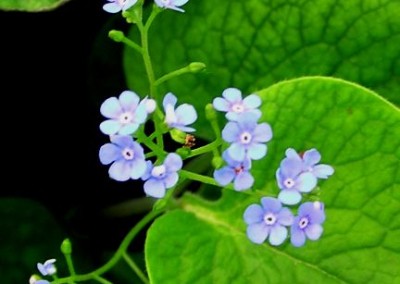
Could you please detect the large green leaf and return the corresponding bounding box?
[145,77,400,283]
[124,0,400,139]
[0,0,69,11]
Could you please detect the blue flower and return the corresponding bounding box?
[276,158,317,205]
[29,275,50,284]
[222,113,272,161]
[103,0,137,13]
[99,135,147,182]
[154,0,189,13]
[243,197,294,245]
[290,201,326,247]
[163,92,197,132]
[213,88,262,121]
[213,151,254,191]
[37,259,56,276]
[142,153,183,198]
[285,148,334,179]
[100,90,147,136]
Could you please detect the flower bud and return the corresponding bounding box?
[60,238,72,255]
[108,30,125,42]
[205,103,218,121]
[188,62,206,73]
[212,156,224,169]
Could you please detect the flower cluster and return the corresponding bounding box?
[99,91,196,198]
[213,88,273,191]
[103,0,189,14]
[29,259,57,284]
[243,148,333,247]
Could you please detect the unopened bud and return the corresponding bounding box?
[176,147,191,159]
[205,103,218,121]
[108,30,125,42]
[60,238,72,255]
[212,156,224,169]
[170,129,187,144]
[188,62,206,73]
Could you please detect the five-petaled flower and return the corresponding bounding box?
[100,90,148,136]
[213,151,254,191]
[213,88,262,121]
[37,259,57,276]
[243,197,294,245]
[103,0,137,13]
[163,92,197,132]
[154,0,189,13]
[291,201,326,247]
[142,153,183,198]
[99,135,147,182]
[222,113,272,161]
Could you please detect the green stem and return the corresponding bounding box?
[64,253,76,283]
[121,37,142,54]
[52,210,163,283]
[155,65,194,86]
[136,131,166,158]
[187,139,222,159]
[122,252,150,284]
[179,170,228,189]
[93,275,113,284]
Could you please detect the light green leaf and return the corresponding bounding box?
[0,0,69,11]
[124,0,400,138]
[145,77,400,283]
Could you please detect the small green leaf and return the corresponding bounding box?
[145,77,400,283]
[0,0,69,11]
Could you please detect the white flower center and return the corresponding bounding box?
[299,217,309,229]
[152,165,166,178]
[231,103,244,113]
[263,213,277,225]
[240,131,252,144]
[283,178,295,189]
[119,112,133,124]
[122,148,135,160]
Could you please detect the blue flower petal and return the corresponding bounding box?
[213,97,229,112]
[278,190,302,205]
[119,123,139,135]
[130,159,147,179]
[313,164,334,179]
[248,143,267,160]
[163,92,177,110]
[280,158,303,178]
[214,167,235,186]
[174,125,196,132]
[277,207,294,226]
[99,143,120,165]
[253,123,273,143]
[103,3,122,13]
[296,172,317,192]
[100,120,121,135]
[227,142,246,161]
[119,91,139,111]
[247,223,270,244]
[222,87,242,102]
[305,224,323,240]
[144,179,166,198]
[141,161,153,181]
[303,148,321,167]
[175,104,197,125]
[100,97,122,118]
[290,226,306,247]
[37,263,47,276]
[108,160,131,182]
[164,172,179,188]
[233,171,254,191]
[111,135,134,147]
[285,148,301,160]
[237,113,258,130]
[243,204,264,224]
[122,0,137,10]
[165,153,183,172]
[261,197,282,213]
[222,121,240,142]
[174,0,189,6]
[269,225,288,246]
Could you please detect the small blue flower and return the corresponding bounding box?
[99,135,147,182]
[163,92,197,132]
[285,148,334,179]
[142,153,183,198]
[243,197,294,245]
[29,275,50,284]
[290,201,326,247]
[154,0,189,13]
[103,0,137,13]
[222,113,272,161]
[37,259,56,276]
[100,90,147,136]
[213,88,262,121]
[213,151,254,191]
[276,158,317,205]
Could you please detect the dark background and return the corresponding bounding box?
[0,0,150,282]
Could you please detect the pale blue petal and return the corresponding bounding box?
[165,153,183,172]
[123,0,137,10]
[173,0,189,5]
[36,281,51,284]
[247,143,267,160]
[100,97,122,118]
[99,143,120,165]
[103,3,122,13]
[303,148,321,167]
[109,161,131,182]
[119,91,139,111]
[221,150,239,167]
[247,223,269,244]
[130,159,147,179]
[290,227,306,247]
[243,94,261,108]
[100,120,120,135]
[225,112,240,121]
[164,172,179,188]
[261,197,282,213]
[119,123,139,135]
[269,225,288,246]
[175,104,197,125]
[313,164,334,179]
[111,135,134,147]
[276,168,284,188]
[222,122,240,142]
[144,179,166,198]
[238,113,258,130]
[214,167,235,186]
[278,190,302,205]
[213,97,229,112]
[227,143,246,161]
[37,263,48,276]
[243,204,264,224]
[141,161,153,181]
[174,125,196,132]
[253,123,273,142]
[296,172,317,192]
[280,158,303,178]
[277,207,294,226]
[222,87,242,102]
[135,104,148,124]
[167,5,185,12]
[233,171,254,191]
[163,92,177,111]
[154,0,163,8]
[285,148,301,161]
[305,224,323,240]
[301,202,326,224]
[132,142,145,158]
